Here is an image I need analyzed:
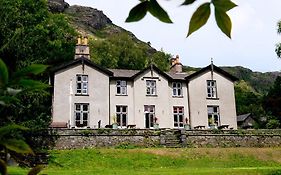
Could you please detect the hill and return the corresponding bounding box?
[48,0,281,94]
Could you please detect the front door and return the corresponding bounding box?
[144,105,155,128]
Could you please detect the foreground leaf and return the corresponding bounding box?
[126,1,149,22]
[0,124,29,139]
[212,0,237,12]
[28,165,44,175]
[215,8,232,38]
[19,79,50,90]
[0,59,8,88]
[3,139,34,155]
[187,3,211,37]
[181,0,197,5]
[12,64,48,79]
[148,0,173,23]
[0,159,7,175]
[0,96,20,106]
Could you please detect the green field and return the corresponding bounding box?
[8,148,281,175]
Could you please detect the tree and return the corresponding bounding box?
[263,76,281,123]
[235,80,267,128]
[276,20,281,58]
[0,58,48,175]
[89,33,171,71]
[0,0,77,71]
[126,0,237,38]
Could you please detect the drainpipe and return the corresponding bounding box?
[69,79,73,128]
[187,81,192,128]
[109,79,111,125]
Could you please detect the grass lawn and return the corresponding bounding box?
[8,148,281,175]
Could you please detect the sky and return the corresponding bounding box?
[66,0,281,72]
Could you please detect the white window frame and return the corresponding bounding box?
[173,106,184,128]
[76,74,88,95]
[116,105,127,128]
[144,105,155,128]
[116,80,127,95]
[146,80,156,96]
[172,82,182,97]
[207,80,217,98]
[74,103,89,127]
[207,106,220,128]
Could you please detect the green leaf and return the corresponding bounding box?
[148,0,173,23]
[215,8,232,38]
[0,96,20,106]
[3,139,34,154]
[12,64,48,79]
[181,0,197,6]
[212,0,237,12]
[0,124,29,139]
[28,165,44,175]
[0,159,7,175]
[0,59,8,88]
[126,1,149,22]
[19,79,50,90]
[187,3,211,37]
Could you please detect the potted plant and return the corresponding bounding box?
[112,115,118,129]
[208,118,216,129]
[153,117,159,129]
[184,117,190,130]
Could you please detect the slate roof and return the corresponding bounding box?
[51,58,238,83]
[237,113,252,122]
[109,69,140,78]
[166,72,189,81]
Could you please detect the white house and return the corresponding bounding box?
[51,38,238,129]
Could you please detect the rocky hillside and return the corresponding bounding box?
[47,0,281,94]
[48,0,156,55]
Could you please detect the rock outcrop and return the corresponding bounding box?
[65,5,112,31]
[48,0,69,13]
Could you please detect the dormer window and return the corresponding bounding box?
[207,80,217,98]
[172,82,182,97]
[146,80,156,96]
[116,80,127,95]
[76,74,88,95]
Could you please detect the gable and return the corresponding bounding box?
[186,65,238,82]
[131,64,172,81]
[51,57,113,76]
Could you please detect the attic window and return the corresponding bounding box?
[207,80,217,98]
[116,80,127,95]
[76,74,88,95]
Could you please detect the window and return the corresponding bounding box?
[173,107,184,128]
[207,106,220,127]
[116,80,127,95]
[207,80,217,98]
[74,103,89,127]
[76,75,88,95]
[116,106,127,128]
[172,82,182,97]
[144,105,155,128]
[146,80,156,95]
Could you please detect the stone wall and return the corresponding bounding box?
[46,129,281,149]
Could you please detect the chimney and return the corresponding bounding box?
[75,36,90,59]
[170,55,182,73]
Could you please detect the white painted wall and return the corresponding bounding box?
[188,70,237,129]
[52,64,110,128]
[109,80,135,126]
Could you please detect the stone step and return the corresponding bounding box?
[165,145,181,148]
[165,141,181,144]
